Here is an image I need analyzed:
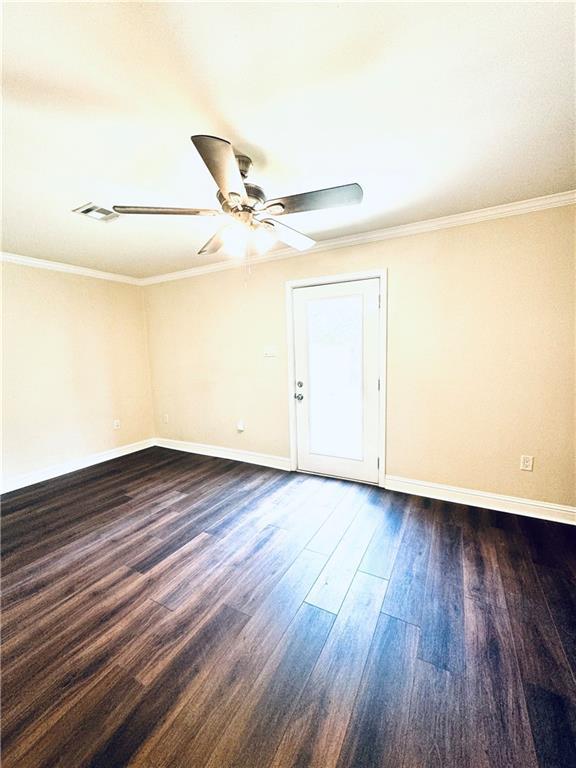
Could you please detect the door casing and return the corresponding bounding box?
[286,270,387,487]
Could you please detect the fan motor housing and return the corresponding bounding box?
[217,182,266,213]
[244,184,266,207]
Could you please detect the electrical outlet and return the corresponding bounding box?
[113,419,121,430]
[163,413,169,424]
[237,420,245,433]
[520,455,534,471]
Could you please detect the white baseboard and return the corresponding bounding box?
[154,438,292,472]
[1,439,156,494]
[384,474,576,525]
[3,439,573,526]
[0,438,289,495]
[157,442,574,524]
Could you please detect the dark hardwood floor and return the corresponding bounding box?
[1,447,575,767]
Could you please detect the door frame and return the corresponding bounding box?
[286,269,387,487]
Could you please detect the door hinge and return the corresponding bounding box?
[377,457,380,468]
[378,294,381,309]
[378,377,381,391]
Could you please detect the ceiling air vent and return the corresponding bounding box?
[73,203,118,221]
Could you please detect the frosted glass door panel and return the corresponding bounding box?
[307,296,363,460]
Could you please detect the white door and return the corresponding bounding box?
[292,278,381,483]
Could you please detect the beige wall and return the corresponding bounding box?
[144,206,575,506]
[2,264,153,481]
[2,206,573,505]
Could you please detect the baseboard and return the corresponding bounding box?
[154,438,292,472]
[384,474,576,525]
[1,439,156,494]
[0,438,289,494]
[3,440,573,526]
[157,442,574,524]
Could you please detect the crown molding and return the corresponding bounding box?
[1,251,139,284]
[2,190,574,286]
[138,189,576,285]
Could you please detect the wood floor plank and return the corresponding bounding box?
[149,522,286,613]
[524,683,576,768]
[2,597,165,765]
[4,665,143,768]
[494,523,576,701]
[462,521,507,608]
[87,603,249,768]
[154,467,284,542]
[306,482,365,555]
[130,527,213,574]
[493,522,544,598]
[224,526,310,614]
[1,489,187,589]
[402,659,468,768]
[263,475,329,531]
[269,571,388,768]
[418,520,465,673]
[204,603,335,768]
[381,505,433,625]
[518,515,576,577]
[305,488,383,614]
[335,613,419,768]
[206,471,309,538]
[109,534,236,680]
[271,477,352,543]
[464,596,539,768]
[1,529,162,636]
[359,493,406,580]
[2,566,143,673]
[504,592,576,702]
[535,565,576,686]
[139,547,328,767]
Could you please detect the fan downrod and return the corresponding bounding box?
[235,154,252,179]
[217,153,266,216]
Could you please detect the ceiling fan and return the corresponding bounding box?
[113,135,363,258]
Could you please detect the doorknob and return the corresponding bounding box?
[296,381,304,388]
[294,393,304,401]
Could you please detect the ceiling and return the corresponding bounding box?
[2,2,574,278]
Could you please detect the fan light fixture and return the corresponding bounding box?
[217,219,278,259]
[252,226,276,255]
[220,220,249,259]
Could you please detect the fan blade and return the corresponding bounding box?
[198,226,228,255]
[263,183,363,216]
[260,218,315,251]
[191,135,246,204]
[113,206,219,216]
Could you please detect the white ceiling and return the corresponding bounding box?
[2,2,574,278]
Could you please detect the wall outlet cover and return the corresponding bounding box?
[520,455,534,471]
